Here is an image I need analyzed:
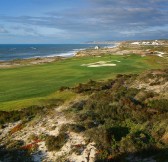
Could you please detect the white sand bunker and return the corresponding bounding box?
[156,51,165,57]
[112,60,121,63]
[81,61,117,67]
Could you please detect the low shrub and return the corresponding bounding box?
[68,124,86,133]
[45,133,68,151]
[0,145,33,162]
[9,123,23,135]
[148,99,168,112]
[70,100,86,111]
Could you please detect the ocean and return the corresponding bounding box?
[0,44,114,61]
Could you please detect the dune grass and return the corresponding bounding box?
[0,54,165,111]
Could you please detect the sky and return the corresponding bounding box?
[0,0,168,44]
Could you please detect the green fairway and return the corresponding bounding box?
[0,54,165,111]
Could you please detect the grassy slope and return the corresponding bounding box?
[0,54,165,111]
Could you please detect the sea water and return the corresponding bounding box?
[0,44,114,61]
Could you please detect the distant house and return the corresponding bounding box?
[142,42,150,45]
[152,42,159,45]
[95,46,99,50]
[131,42,140,45]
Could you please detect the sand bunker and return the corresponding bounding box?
[81,60,118,67]
[112,60,121,62]
[88,64,116,67]
[156,51,164,57]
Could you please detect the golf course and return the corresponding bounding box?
[0,54,166,111]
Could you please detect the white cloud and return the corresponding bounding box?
[0,0,167,42]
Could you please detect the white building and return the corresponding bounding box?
[152,42,159,45]
[95,46,99,50]
[131,42,140,45]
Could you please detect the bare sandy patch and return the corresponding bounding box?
[0,97,97,162]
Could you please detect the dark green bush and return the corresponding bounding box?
[45,133,68,151]
[68,124,86,133]
[148,99,168,112]
[119,131,155,153]
[106,127,130,142]
[0,145,33,162]
[70,100,86,111]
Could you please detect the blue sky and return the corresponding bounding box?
[0,0,168,43]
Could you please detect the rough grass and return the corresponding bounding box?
[0,91,76,111]
[0,54,166,111]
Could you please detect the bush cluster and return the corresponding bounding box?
[70,73,168,161]
[0,99,63,125]
[45,132,68,151]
